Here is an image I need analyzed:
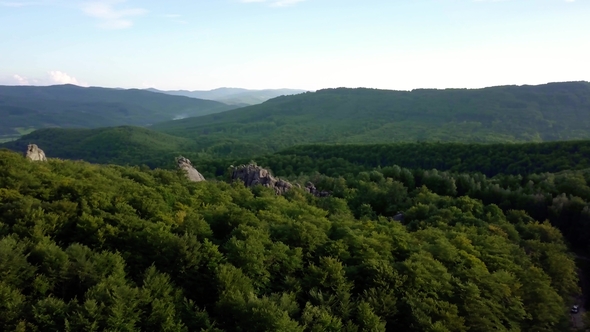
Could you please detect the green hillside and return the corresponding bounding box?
[0,84,236,140]
[152,81,590,157]
[4,127,590,177]
[273,141,590,176]
[0,149,580,331]
[1,126,198,168]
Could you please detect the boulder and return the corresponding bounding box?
[176,156,206,182]
[25,144,47,161]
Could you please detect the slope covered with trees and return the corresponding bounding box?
[151,81,590,156]
[4,127,590,178]
[0,149,580,331]
[274,141,590,176]
[0,84,235,140]
[1,126,198,168]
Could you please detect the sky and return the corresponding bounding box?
[0,0,589,91]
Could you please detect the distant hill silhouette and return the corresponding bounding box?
[146,87,307,105]
[0,84,236,140]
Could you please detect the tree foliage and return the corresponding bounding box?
[0,149,579,331]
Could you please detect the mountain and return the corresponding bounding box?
[0,84,236,141]
[146,87,307,105]
[150,81,590,156]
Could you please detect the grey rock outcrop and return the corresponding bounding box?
[176,156,206,182]
[25,144,47,161]
[304,182,330,197]
[231,164,292,195]
[230,164,331,197]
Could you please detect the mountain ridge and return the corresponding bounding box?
[0,84,237,140]
[146,87,307,105]
[150,81,590,156]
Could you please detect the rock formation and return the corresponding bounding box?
[392,212,404,222]
[231,164,292,195]
[231,164,330,197]
[25,144,47,161]
[304,182,330,197]
[176,156,206,182]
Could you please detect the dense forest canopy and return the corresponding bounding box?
[0,149,582,331]
[151,81,590,156]
[4,128,590,177]
[0,84,235,140]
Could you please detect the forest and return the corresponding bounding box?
[4,127,590,174]
[152,81,590,156]
[0,147,585,331]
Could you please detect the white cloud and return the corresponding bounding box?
[12,74,29,85]
[3,72,86,86]
[82,0,146,29]
[48,71,87,86]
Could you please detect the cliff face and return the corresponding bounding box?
[25,144,47,161]
[176,156,206,182]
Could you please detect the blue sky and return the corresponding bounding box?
[0,0,588,90]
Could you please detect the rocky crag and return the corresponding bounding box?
[231,164,329,196]
[302,181,330,197]
[176,156,206,182]
[230,164,292,195]
[25,144,47,161]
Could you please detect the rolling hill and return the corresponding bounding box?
[0,84,236,140]
[150,81,590,156]
[1,126,198,168]
[146,87,307,105]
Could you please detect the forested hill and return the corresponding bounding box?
[0,149,580,331]
[4,126,590,176]
[151,81,590,156]
[0,84,235,140]
[0,126,198,168]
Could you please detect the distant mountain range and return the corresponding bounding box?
[5,81,590,161]
[0,84,236,141]
[145,87,307,106]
